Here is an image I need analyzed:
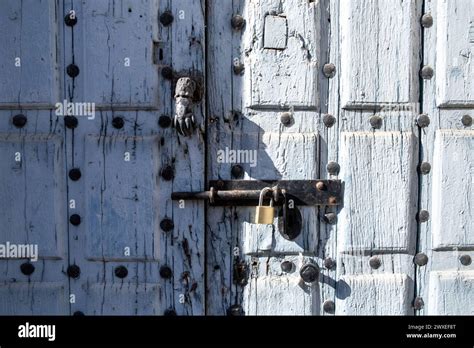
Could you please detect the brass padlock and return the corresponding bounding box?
[255,187,275,224]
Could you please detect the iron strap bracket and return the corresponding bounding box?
[171,180,343,206]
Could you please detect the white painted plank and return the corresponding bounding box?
[427,271,474,315]
[340,0,420,108]
[339,131,418,253]
[432,130,474,249]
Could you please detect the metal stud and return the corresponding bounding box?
[419,162,431,175]
[159,265,173,279]
[316,181,327,191]
[20,262,35,276]
[322,212,337,225]
[161,66,174,80]
[69,214,81,226]
[369,115,383,129]
[369,256,381,269]
[421,13,433,28]
[159,11,174,26]
[461,115,472,127]
[323,63,336,78]
[323,300,335,314]
[227,304,244,316]
[73,311,85,316]
[414,253,428,266]
[416,114,430,128]
[158,115,172,128]
[417,210,430,223]
[114,265,128,279]
[323,114,336,128]
[280,112,292,126]
[64,12,77,26]
[160,218,174,232]
[326,161,340,175]
[67,64,80,78]
[233,63,245,75]
[300,263,319,283]
[324,257,336,270]
[231,164,244,179]
[64,116,78,129]
[112,117,124,129]
[231,14,245,30]
[12,114,27,128]
[420,66,434,80]
[281,261,294,273]
[161,165,174,181]
[67,265,81,279]
[69,168,81,181]
[460,254,472,266]
[413,297,424,310]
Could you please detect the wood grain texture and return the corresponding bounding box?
[436,0,474,107]
[427,271,474,315]
[340,0,420,109]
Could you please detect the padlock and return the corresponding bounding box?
[255,187,275,224]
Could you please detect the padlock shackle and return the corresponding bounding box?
[258,187,273,207]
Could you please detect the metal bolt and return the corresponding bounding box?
[164,309,177,316]
[324,257,336,270]
[461,115,472,127]
[161,66,174,80]
[20,262,35,276]
[419,162,431,175]
[69,214,81,226]
[369,256,381,269]
[73,311,85,316]
[12,114,27,128]
[64,12,77,26]
[233,62,245,75]
[69,168,82,181]
[280,112,292,126]
[413,297,424,310]
[323,114,336,128]
[158,115,172,128]
[414,253,428,266]
[421,13,433,28]
[159,11,174,26]
[64,116,78,129]
[328,197,337,205]
[420,66,434,79]
[323,63,336,78]
[281,261,293,273]
[160,218,174,232]
[159,265,173,279]
[460,254,472,266]
[300,263,319,283]
[231,14,245,30]
[369,115,383,129]
[417,210,430,223]
[161,165,174,181]
[323,212,337,225]
[227,304,244,316]
[323,300,335,314]
[114,266,128,279]
[416,114,430,128]
[326,161,340,175]
[67,265,81,279]
[112,117,124,129]
[67,64,80,78]
[316,181,327,191]
[231,164,244,179]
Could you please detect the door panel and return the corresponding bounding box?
[418,0,474,315]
